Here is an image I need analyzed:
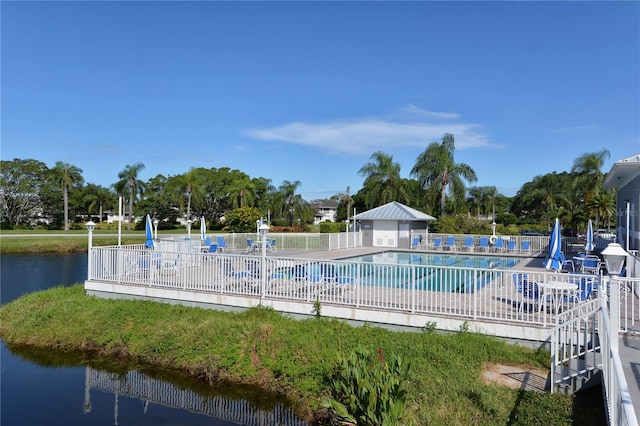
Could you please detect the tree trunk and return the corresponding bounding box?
[63,183,69,231]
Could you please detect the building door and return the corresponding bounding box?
[372,221,397,247]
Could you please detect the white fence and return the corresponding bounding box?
[160,232,362,253]
[87,245,639,333]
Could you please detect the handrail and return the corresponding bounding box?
[550,296,638,425]
[598,304,638,426]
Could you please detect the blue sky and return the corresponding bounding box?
[2,1,639,202]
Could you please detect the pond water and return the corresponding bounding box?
[1,253,307,426]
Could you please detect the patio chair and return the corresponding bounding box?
[410,237,421,249]
[559,252,575,273]
[566,277,597,303]
[581,255,602,274]
[269,239,277,252]
[521,240,531,254]
[216,236,227,252]
[443,236,457,251]
[461,236,474,252]
[506,240,517,253]
[492,238,505,252]
[477,237,490,252]
[512,273,543,313]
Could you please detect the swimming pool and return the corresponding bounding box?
[339,251,526,293]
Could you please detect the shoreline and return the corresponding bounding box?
[0,285,604,425]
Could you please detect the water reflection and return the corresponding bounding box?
[1,254,309,425]
[84,367,307,426]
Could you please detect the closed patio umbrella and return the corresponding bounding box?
[585,219,594,255]
[145,214,154,248]
[544,218,561,270]
[200,216,206,241]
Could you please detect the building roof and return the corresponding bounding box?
[604,154,640,189]
[353,201,436,221]
[309,199,339,209]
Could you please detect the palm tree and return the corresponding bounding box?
[278,180,303,226]
[588,188,616,231]
[571,149,610,209]
[411,133,477,217]
[53,161,84,230]
[228,174,256,209]
[467,186,497,219]
[114,162,146,230]
[358,151,408,208]
[85,184,115,222]
[181,168,206,221]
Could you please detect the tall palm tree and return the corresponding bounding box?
[53,161,84,231]
[114,162,146,230]
[278,180,302,226]
[411,133,477,217]
[181,168,206,221]
[358,151,408,208]
[228,174,256,208]
[467,186,497,219]
[571,149,610,208]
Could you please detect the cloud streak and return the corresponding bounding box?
[245,105,496,155]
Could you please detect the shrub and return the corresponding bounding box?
[324,347,410,426]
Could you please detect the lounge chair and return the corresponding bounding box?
[521,240,531,254]
[431,238,443,250]
[443,236,457,251]
[492,238,505,252]
[477,237,489,252]
[246,238,259,253]
[410,237,421,249]
[216,236,227,252]
[461,236,474,252]
[506,240,517,253]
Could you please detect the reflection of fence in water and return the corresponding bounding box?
[84,367,308,426]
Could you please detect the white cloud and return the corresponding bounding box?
[245,105,496,155]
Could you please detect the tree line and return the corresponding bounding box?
[0,134,616,233]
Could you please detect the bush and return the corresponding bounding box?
[319,222,346,233]
[324,347,410,426]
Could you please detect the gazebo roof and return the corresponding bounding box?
[354,201,436,221]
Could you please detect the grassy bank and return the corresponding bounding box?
[0,285,605,425]
[0,234,142,254]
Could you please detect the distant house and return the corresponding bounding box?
[604,153,640,255]
[354,201,436,249]
[310,199,339,224]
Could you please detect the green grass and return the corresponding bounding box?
[0,236,143,253]
[0,285,605,425]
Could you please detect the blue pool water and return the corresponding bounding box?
[340,251,526,293]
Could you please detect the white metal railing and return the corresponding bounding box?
[550,297,602,392]
[87,246,639,332]
[158,232,362,253]
[550,281,638,425]
[598,304,638,426]
[84,367,307,425]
